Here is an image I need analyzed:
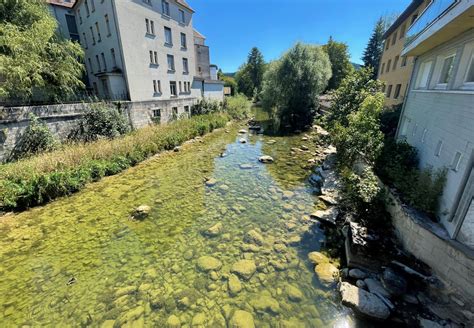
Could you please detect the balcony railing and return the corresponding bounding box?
[405,0,459,46]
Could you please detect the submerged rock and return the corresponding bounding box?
[116,306,144,326]
[244,229,264,246]
[192,313,207,326]
[282,191,294,200]
[314,262,339,285]
[339,282,390,320]
[204,222,223,237]
[166,315,181,328]
[307,251,330,265]
[310,207,339,225]
[228,274,242,296]
[250,294,280,314]
[205,178,218,187]
[258,155,274,163]
[239,138,247,144]
[196,256,222,272]
[267,140,277,145]
[231,260,256,280]
[239,163,253,170]
[285,284,304,302]
[238,129,247,134]
[229,310,255,328]
[131,205,151,220]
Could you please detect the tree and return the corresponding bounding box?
[327,67,384,129]
[235,47,265,98]
[262,43,332,131]
[0,0,84,102]
[217,69,238,96]
[323,36,353,91]
[362,18,385,79]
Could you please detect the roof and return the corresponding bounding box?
[175,0,194,13]
[193,29,206,39]
[46,0,76,8]
[383,0,424,39]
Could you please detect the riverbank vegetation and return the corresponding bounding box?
[0,113,230,211]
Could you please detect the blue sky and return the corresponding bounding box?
[190,0,411,73]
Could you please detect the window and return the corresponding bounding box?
[101,79,108,98]
[399,24,406,39]
[143,0,152,5]
[382,85,386,93]
[111,48,117,68]
[152,109,161,123]
[182,58,189,74]
[394,84,402,99]
[78,9,83,24]
[401,56,408,67]
[381,63,385,74]
[164,27,172,45]
[385,41,389,51]
[96,55,101,72]
[150,20,155,35]
[91,0,95,12]
[386,59,391,73]
[435,140,443,157]
[421,129,427,143]
[153,80,161,94]
[65,15,80,42]
[93,82,98,94]
[393,56,399,70]
[162,0,170,16]
[172,107,178,117]
[416,61,433,89]
[438,54,455,85]
[179,81,182,93]
[451,152,462,171]
[90,26,96,45]
[170,81,177,96]
[386,85,393,97]
[392,32,397,46]
[149,51,158,65]
[179,9,185,23]
[146,19,155,35]
[188,82,191,92]
[145,18,150,34]
[82,33,88,48]
[167,54,175,71]
[180,33,187,49]
[85,0,90,16]
[464,53,474,85]
[105,15,111,37]
[95,22,101,42]
[101,52,107,71]
[184,106,190,115]
[88,58,93,73]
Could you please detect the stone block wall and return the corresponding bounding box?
[385,187,474,306]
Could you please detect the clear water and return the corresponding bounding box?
[0,110,353,327]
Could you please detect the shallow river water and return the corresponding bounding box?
[0,111,354,327]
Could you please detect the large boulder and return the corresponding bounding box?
[339,282,390,320]
[315,262,339,285]
[258,155,274,163]
[229,310,255,328]
[381,268,407,296]
[231,260,257,280]
[364,278,391,299]
[307,251,330,265]
[196,256,222,272]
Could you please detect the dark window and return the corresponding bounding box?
[170,81,177,96]
[162,0,170,16]
[394,84,402,99]
[65,14,79,41]
[386,85,393,97]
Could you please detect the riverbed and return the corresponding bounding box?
[0,111,353,327]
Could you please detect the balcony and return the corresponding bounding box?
[403,0,474,56]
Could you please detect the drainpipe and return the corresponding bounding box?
[110,0,131,102]
[395,56,418,140]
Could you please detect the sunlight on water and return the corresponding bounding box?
[0,109,354,327]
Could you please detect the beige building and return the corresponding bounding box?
[378,0,430,107]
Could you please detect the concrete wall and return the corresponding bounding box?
[385,188,474,306]
[398,31,474,237]
[203,82,224,102]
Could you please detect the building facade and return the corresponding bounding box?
[378,0,430,107]
[396,0,474,249]
[48,0,223,124]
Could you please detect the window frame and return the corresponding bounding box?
[394,84,402,99]
[180,33,187,49]
[164,27,173,46]
[167,54,175,72]
[170,81,177,97]
[162,0,170,16]
[182,58,189,74]
[462,51,474,90]
[415,60,433,90]
[436,53,456,88]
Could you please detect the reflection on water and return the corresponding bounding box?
[0,110,352,327]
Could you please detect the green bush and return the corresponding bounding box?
[8,114,57,161]
[380,104,402,138]
[191,98,223,116]
[0,113,230,211]
[74,103,130,141]
[224,94,252,119]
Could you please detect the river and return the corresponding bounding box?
[0,109,353,327]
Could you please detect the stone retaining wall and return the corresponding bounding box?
[385,187,474,307]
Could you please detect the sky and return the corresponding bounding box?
[190,0,411,73]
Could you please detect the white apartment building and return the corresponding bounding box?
[48,0,224,123]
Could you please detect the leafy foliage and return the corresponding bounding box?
[327,67,384,129]
[74,103,130,142]
[261,43,332,131]
[235,47,266,99]
[218,70,238,96]
[380,104,402,138]
[332,93,385,166]
[224,94,252,120]
[322,36,354,91]
[0,0,84,101]
[191,98,223,116]
[0,114,230,210]
[362,17,385,79]
[8,114,57,161]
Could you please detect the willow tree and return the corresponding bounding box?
[0,0,84,102]
[262,43,332,131]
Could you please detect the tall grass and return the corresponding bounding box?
[0,113,230,211]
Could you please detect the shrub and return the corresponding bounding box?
[74,103,130,141]
[0,113,230,210]
[191,98,223,116]
[380,104,402,138]
[8,114,57,161]
[224,94,252,119]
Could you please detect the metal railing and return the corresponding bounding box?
[405,0,459,47]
